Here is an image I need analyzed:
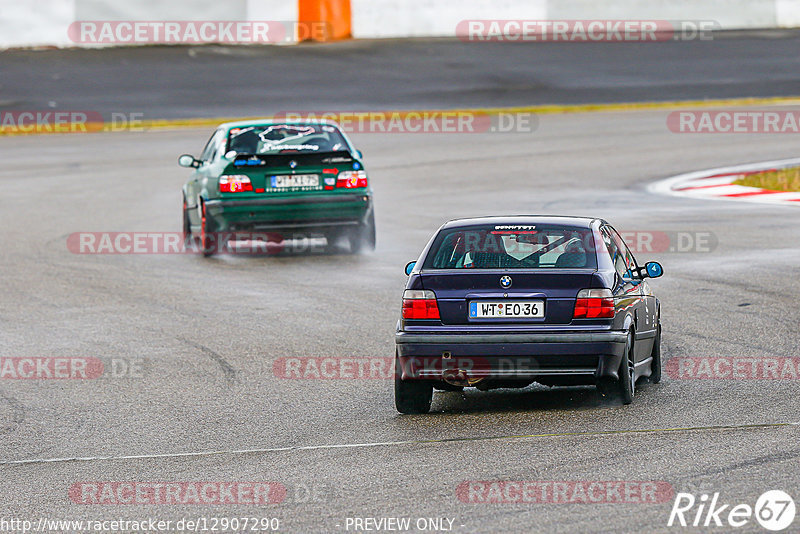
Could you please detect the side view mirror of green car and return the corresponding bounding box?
[178,154,200,168]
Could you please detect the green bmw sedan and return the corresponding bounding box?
[180,120,375,256]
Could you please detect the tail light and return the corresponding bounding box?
[402,290,440,320]
[574,289,614,319]
[219,175,253,193]
[337,170,368,189]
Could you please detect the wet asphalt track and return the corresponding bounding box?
[1,38,800,533]
[4,31,800,117]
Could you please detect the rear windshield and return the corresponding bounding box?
[227,124,349,155]
[423,224,597,270]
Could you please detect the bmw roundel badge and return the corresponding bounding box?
[500,276,512,289]
[289,160,298,169]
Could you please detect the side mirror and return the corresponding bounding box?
[642,261,663,279]
[355,149,364,159]
[179,154,199,168]
[405,261,416,276]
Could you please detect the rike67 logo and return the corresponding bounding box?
[669,490,796,531]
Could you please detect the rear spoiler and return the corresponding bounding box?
[230,150,355,168]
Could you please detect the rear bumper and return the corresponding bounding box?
[396,331,626,345]
[395,330,627,382]
[204,193,372,232]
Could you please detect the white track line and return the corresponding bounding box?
[0,422,797,467]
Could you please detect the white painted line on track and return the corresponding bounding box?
[0,422,796,467]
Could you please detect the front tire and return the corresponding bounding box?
[394,353,433,414]
[618,331,635,405]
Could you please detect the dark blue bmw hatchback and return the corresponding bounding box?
[395,216,664,413]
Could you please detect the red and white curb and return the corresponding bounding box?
[649,157,800,206]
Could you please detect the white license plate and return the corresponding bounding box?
[270,174,320,189]
[469,300,545,319]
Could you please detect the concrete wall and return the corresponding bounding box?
[777,0,800,26]
[1,0,798,48]
[0,0,298,48]
[74,0,248,21]
[351,0,799,38]
[351,0,546,39]
[546,0,777,29]
[0,0,75,47]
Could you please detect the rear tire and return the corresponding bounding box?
[200,202,215,257]
[649,324,662,384]
[618,331,635,405]
[394,353,433,414]
[323,230,343,254]
[182,196,192,246]
[349,211,376,254]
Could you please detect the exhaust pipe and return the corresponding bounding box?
[442,367,484,387]
[442,368,470,387]
[441,351,484,387]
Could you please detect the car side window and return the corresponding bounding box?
[199,133,216,162]
[608,227,640,279]
[200,130,223,162]
[210,130,228,162]
[601,227,628,279]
